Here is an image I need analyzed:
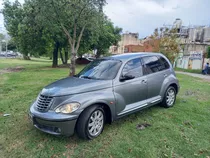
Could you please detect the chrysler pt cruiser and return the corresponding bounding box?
[29,53,179,139]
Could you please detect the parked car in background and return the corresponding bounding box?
[29,53,179,139]
[76,57,95,65]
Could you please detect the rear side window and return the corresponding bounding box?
[142,55,170,75]
[142,56,161,74]
[158,56,170,70]
[122,58,143,78]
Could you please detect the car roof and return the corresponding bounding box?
[106,52,162,62]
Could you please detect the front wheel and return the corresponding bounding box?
[76,105,105,140]
[161,86,176,108]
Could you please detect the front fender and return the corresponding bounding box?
[57,88,116,120]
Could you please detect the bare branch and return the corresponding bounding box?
[61,24,73,47]
[72,22,77,48]
[75,25,86,52]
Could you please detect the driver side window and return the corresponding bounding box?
[122,58,143,78]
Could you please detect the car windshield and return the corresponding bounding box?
[76,59,122,80]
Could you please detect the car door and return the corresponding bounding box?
[113,58,148,116]
[142,55,170,103]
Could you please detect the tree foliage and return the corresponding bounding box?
[34,0,106,75]
[2,0,122,72]
[77,16,122,58]
[7,39,17,51]
[93,18,122,58]
[207,46,210,58]
[152,28,180,62]
[3,0,69,64]
[0,33,5,41]
[2,0,51,59]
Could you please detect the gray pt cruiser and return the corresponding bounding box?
[29,53,179,139]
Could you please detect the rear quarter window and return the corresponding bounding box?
[157,56,170,70]
[142,55,170,75]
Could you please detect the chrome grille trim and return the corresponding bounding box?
[36,95,53,112]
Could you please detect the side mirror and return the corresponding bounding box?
[120,74,135,82]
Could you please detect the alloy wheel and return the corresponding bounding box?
[88,110,104,137]
[166,89,175,106]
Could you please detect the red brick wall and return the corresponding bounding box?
[124,39,160,53]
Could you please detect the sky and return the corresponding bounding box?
[0,0,210,38]
[104,0,210,38]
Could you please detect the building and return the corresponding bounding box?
[164,19,210,70]
[110,33,160,54]
[110,32,143,54]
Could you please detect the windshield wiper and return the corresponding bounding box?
[81,76,95,80]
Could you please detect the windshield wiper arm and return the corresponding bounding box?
[81,76,94,79]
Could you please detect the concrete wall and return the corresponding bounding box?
[183,44,207,54]
[109,33,143,54]
[192,59,202,69]
[176,56,189,69]
[176,56,205,70]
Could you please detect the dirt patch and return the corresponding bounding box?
[0,66,24,75]
[136,123,151,130]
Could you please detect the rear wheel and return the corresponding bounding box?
[161,86,176,108]
[76,105,105,140]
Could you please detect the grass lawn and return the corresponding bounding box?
[0,58,210,158]
[175,67,202,74]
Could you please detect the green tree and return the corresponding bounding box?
[152,28,180,63]
[2,1,24,53]
[0,33,5,41]
[3,0,64,65]
[93,19,122,58]
[35,0,106,76]
[0,33,5,52]
[207,46,210,58]
[77,17,122,58]
[7,39,17,51]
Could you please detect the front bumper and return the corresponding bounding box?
[29,112,77,136]
[29,104,80,136]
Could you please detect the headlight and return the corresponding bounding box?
[55,102,80,114]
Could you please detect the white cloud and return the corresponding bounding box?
[104,0,210,38]
[1,0,209,38]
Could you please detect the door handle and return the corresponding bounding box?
[164,74,168,78]
[142,79,147,84]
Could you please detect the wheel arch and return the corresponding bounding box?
[76,102,113,127]
[169,83,178,94]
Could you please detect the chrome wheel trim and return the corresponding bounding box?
[88,110,104,137]
[166,89,175,106]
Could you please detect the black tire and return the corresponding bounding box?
[76,105,105,140]
[161,86,177,108]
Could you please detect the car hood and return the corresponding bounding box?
[40,77,113,96]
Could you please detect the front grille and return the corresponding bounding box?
[36,95,53,112]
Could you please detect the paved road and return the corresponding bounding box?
[176,71,210,81]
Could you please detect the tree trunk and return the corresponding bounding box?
[60,48,64,64]
[23,55,31,60]
[96,50,101,58]
[64,48,68,64]
[52,41,59,68]
[69,47,76,76]
[96,53,100,58]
